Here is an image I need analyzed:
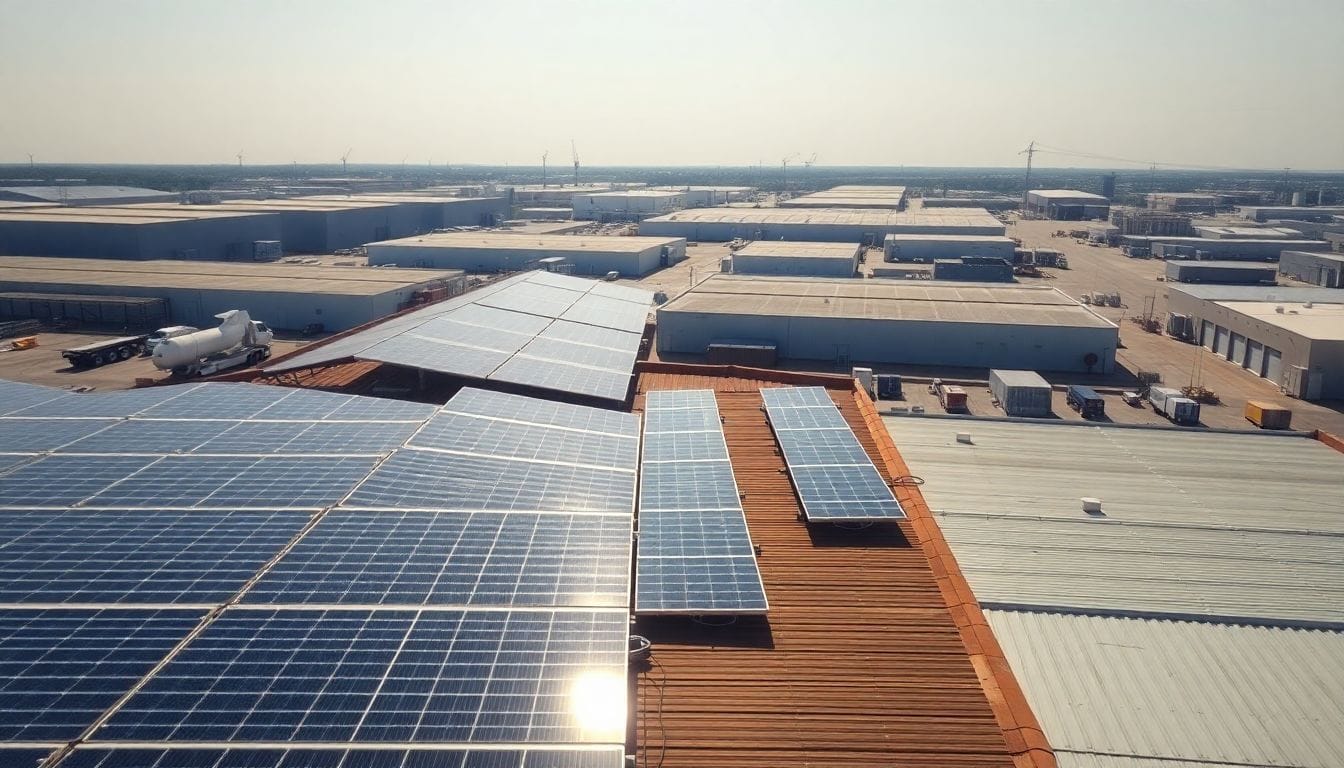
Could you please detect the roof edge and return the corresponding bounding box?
[635,360,854,388]
[853,383,1058,768]
[1316,430,1344,455]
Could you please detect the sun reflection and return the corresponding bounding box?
[569,670,627,738]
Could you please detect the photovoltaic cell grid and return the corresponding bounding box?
[761,386,906,522]
[635,390,767,615]
[264,271,653,403]
[0,382,634,763]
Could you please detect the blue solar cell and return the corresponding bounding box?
[325,396,437,422]
[84,455,379,509]
[476,282,584,319]
[0,380,73,415]
[639,461,741,511]
[634,557,767,615]
[642,408,721,434]
[346,451,635,514]
[448,302,556,336]
[0,455,161,507]
[250,389,355,420]
[445,389,638,437]
[539,321,642,355]
[639,430,728,463]
[60,748,625,768]
[0,454,33,475]
[764,405,848,432]
[245,511,631,608]
[411,413,637,468]
[513,338,632,373]
[558,295,649,333]
[361,334,513,379]
[0,418,116,452]
[0,608,203,741]
[61,419,237,454]
[97,608,627,744]
[0,747,56,767]
[638,511,755,559]
[197,421,416,455]
[773,430,872,466]
[6,385,203,418]
[137,384,295,420]
[0,509,310,604]
[759,386,835,410]
[644,390,717,410]
[490,357,632,403]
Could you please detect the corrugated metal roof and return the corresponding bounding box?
[986,611,1344,768]
[644,206,1001,228]
[883,418,1344,626]
[0,185,174,202]
[630,371,1054,768]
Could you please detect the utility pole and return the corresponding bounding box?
[1019,140,1036,206]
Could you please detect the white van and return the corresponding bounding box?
[145,326,198,354]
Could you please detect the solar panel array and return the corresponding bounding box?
[761,387,906,523]
[0,380,636,768]
[266,271,654,402]
[635,390,767,615]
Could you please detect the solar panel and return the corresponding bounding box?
[84,455,380,509]
[9,385,203,418]
[0,418,116,452]
[0,509,309,605]
[490,357,632,403]
[635,390,766,615]
[250,389,356,420]
[60,747,625,768]
[96,608,627,744]
[761,387,906,522]
[325,396,438,423]
[0,455,162,508]
[445,389,639,437]
[0,379,73,415]
[411,413,638,469]
[558,295,649,333]
[538,321,642,355]
[196,421,418,455]
[449,302,555,336]
[361,333,513,379]
[346,450,634,514]
[62,419,238,454]
[514,338,634,373]
[0,608,203,741]
[0,748,55,766]
[411,316,537,354]
[137,384,296,420]
[476,282,585,319]
[245,511,631,608]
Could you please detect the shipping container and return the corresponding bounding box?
[989,369,1053,417]
[1149,386,1201,425]
[1244,400,1292,429]
[1065,384,1105,419]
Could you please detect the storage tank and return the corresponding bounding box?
[989,369,1053,417]
[152,310,253,370]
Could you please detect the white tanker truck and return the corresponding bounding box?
[152,310,274,377]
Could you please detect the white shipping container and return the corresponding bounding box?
[988,369,1052,417]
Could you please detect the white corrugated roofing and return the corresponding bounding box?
[885,417,1344,625]
[988,611,1344,768]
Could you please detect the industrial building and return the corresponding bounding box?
[1238,205,1344,222]
[1167,283,1344,400]
[932,256,1014,282]
[365,231,687,277]
[303,194,509,230]
[1279,250,1344,288]
[1327,231,1344,252]
[0,185,177,206]
[517,207,572,220]
[883,233,1016,262]
[1133,236,1331,260]
[509,184,614,205]
[0,255,463,332]
[657,275,1117,372]
[1024,189,1110,220]
[1147,192,1220,213]
[572,190,685,221]
[1164,260,1278,285]
[0,207,284,261]
[919,195,1020,210]
[1193,225,1301,239]
[885,417,1344,768]
[127,198,427,253]
[1110,209,1194,236]
[640,207,1004,243]
[728,241,860,277]
[651,185,754,206]
[779,185,908,210]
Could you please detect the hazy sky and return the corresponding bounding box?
[2,0,1341,169]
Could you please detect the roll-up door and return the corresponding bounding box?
[1246,340,1265,375]
[1214,326,1230,357]
[1230,333,1248,365]
[1265,347,1284,383]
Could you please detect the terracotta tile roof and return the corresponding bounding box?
[633,368,1053,768]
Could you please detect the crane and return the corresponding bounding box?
[571,140,580,187]
[341,148,352,175]
[236,151,243,167]
[781,152,801,189]
[542,150,549,188]
[803,153,817,168]
[1019,140,1036,204]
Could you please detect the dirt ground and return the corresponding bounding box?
[0,331,307,391]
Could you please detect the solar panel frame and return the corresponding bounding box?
[410,413,637,469]
[634,556,769,615]
[0,454,163,508]
[490,357,632,403]
[60,747,626,768]
[0,418,118,452]
[444,389,639,437]
[82,455,381,510]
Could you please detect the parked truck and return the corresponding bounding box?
[1066,384,1106,420]
[62,334,150,369]
[933,379,968,412]
[152,310,273,377]
[1148,386,1200,425]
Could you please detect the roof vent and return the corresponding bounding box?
[1275,305,1285,313]
[1304,301,1314,309]
[1081,497,1103,515]
[955,432,973,445]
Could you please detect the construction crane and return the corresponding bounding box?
[571,140,580,187]
[1019,140,1036,204]
[542,150,549,188]
[803,153,817,168]
[781,152,800,189]
[236,151,243,167]
[341,148,352,175]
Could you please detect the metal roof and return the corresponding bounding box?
[1169,282,1344,303]
[644,206,1001,227]
[0,185,174,202]
[1214,300,1344,341]
[367,231,682,254]
[1027,189,1109,201]
[662,275,1116,328]
[884,417,1344,625]
[731,240,860,259]
[988,610,1344,768]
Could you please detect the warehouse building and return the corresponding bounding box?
[1279,250,1344,288]
[1165,260,1278,285]
[572,190,685,221]
[1025,189,1110,220]
[885,417,1344,768]
[365,231,687,277]
[729,241,860,277]
[932,256,1014,282]
[509,184,614,205]
[304,194,509,231]
[919,196,1020,210]
[0,185,177,206]
[1193,225,1301,239]
[1238,205,1344,222]
[640,207,1004,243]
[883,233,1016,262]
[1147,192,1220,213]
[1168,283,1344,400]
[0,207,283,261]
[0,255,463,332]
[780,185,908,210]
[651,185,754,206]
[518,207,572,220]
[657,275,1117,372]
[1133,236,1331,261]
[1110,209,1194,237]
[127,198,422,253]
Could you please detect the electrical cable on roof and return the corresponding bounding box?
[892,475,924,486]
[637,654,668,768]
